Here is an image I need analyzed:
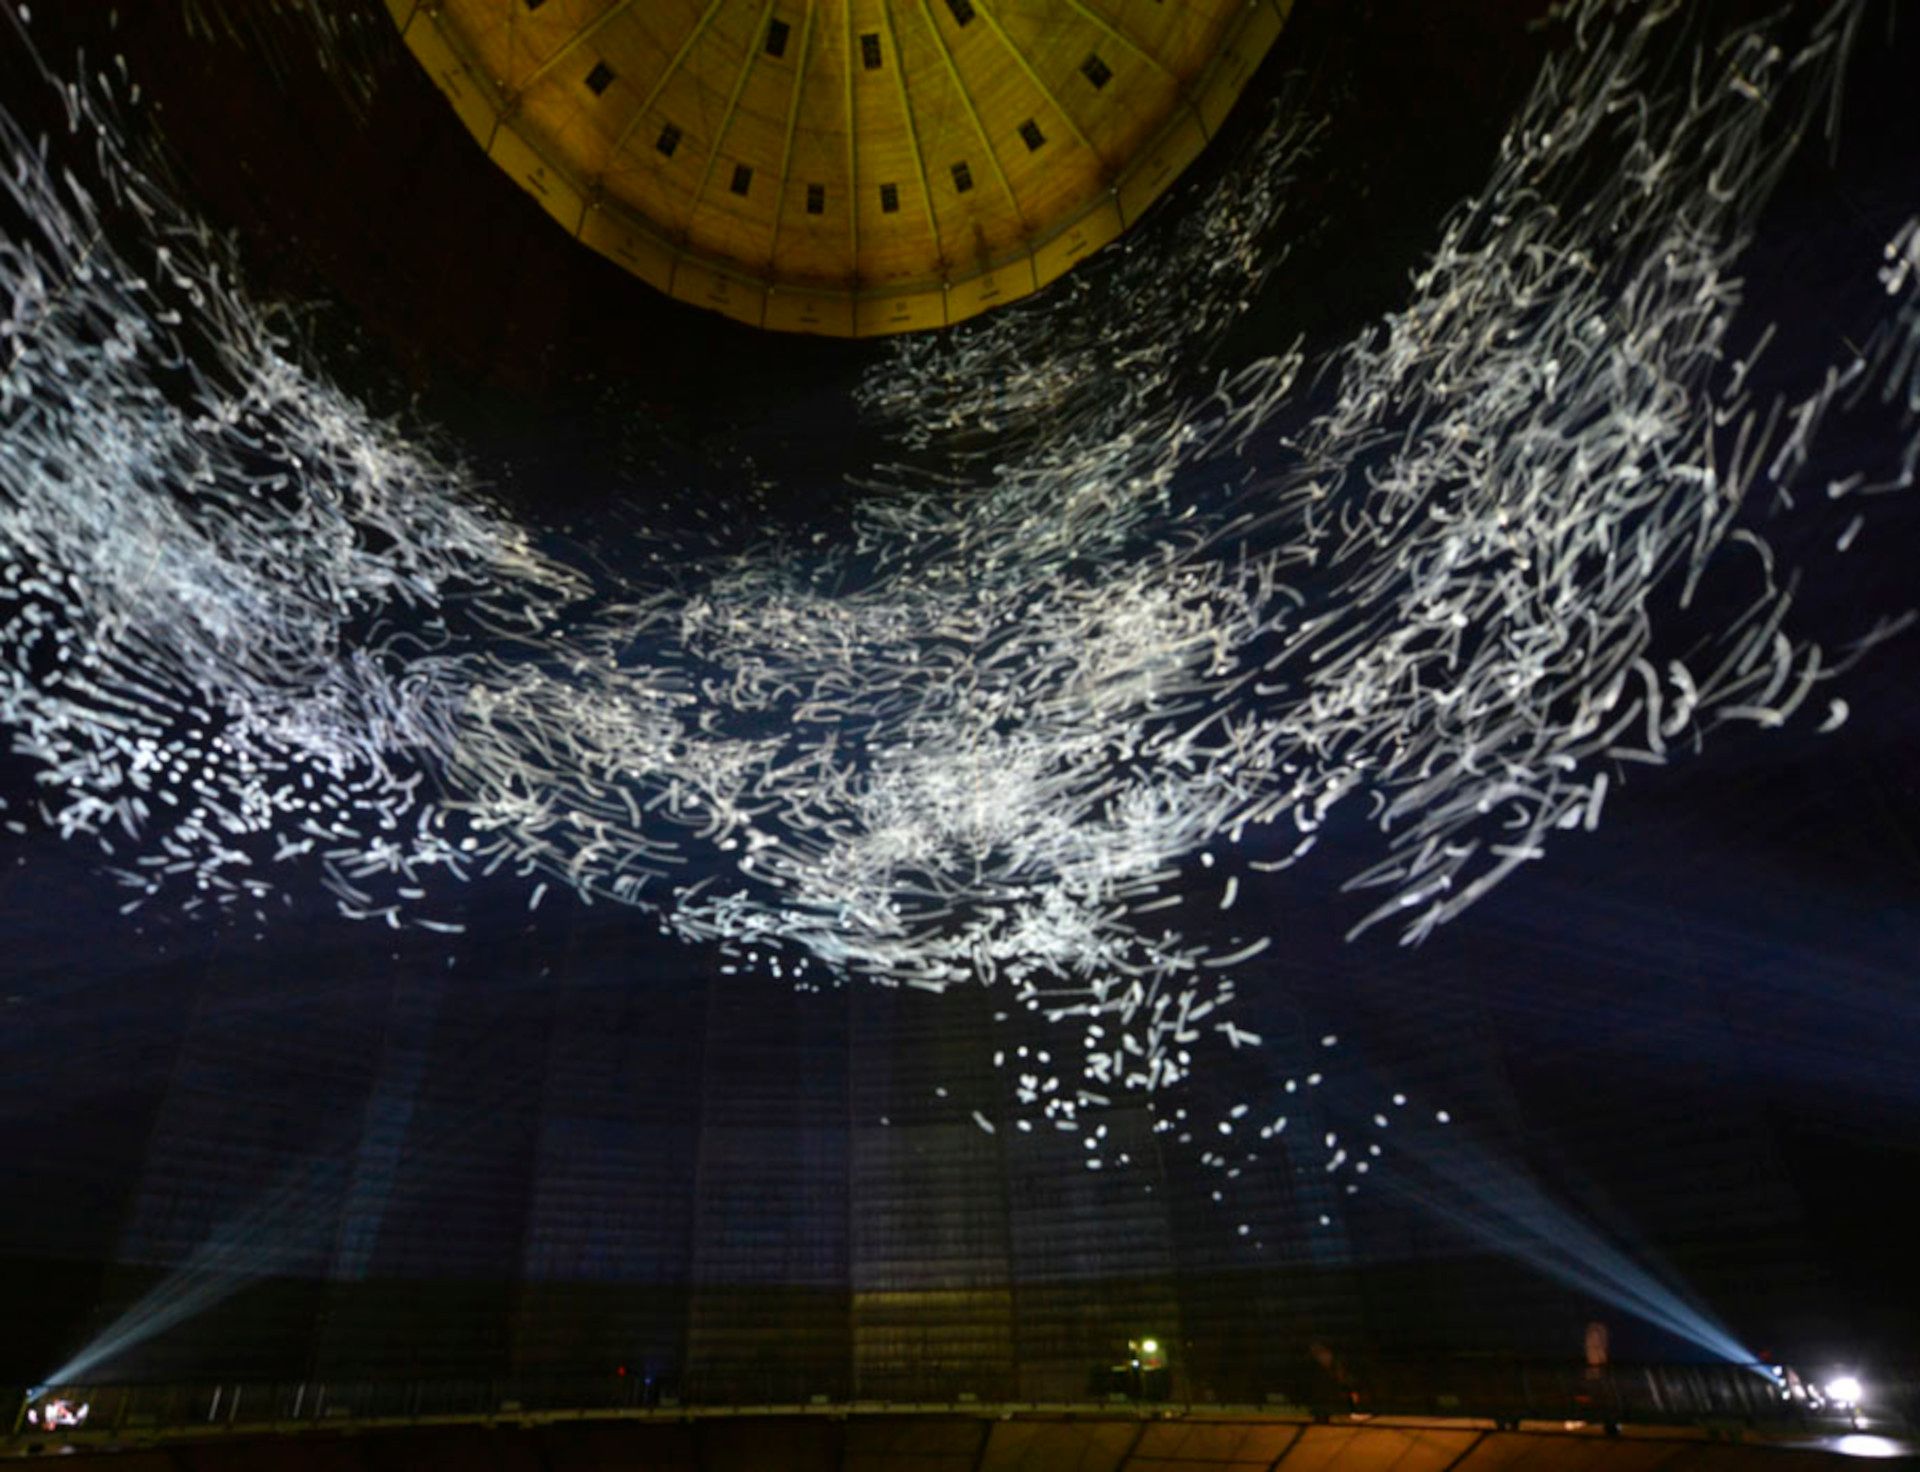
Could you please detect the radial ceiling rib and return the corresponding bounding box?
[684,0,781,234]
[397,0,1290,334]
[881,2,947,271]
[844,0,860,282]
[605,0,733,165]
[1054,0,1215,141]
[516,0,642,95]
[973,1,1109,169]
[1050,0,1180,89]
[766,0,820,268]
[912,0,1026,230]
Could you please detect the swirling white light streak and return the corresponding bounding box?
[1,1,1914,1197]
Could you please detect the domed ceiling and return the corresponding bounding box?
[386,0,1294,335]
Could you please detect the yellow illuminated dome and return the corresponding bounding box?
[386,0,1293,335]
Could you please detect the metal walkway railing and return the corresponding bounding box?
[8,1360,1912,1445]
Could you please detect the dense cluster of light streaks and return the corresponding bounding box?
[827,0,1918,1156]
[1,1,1914,1217]
[854,1,1917,972]
[850,87,1324,586]
[1260,5,1918,946]
[0,45,580,928]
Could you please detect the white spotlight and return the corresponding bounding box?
[1825,1376,1864,1406]
[1832,1435,1905,1459]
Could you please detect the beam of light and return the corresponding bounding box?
[1379,1124,1761,1366]
[38,1050,554,1385]
[38,1153,351,1387]
[0,0,1914,1168]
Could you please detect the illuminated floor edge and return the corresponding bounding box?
[10,1406,1917,1466]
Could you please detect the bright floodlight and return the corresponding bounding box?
[1833,1435,1905,1460]
[1140,1338,1160,1356]
[1826,1376,1864,1406]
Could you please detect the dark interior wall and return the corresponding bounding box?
[0,921,1809,1400]
[0,934,1597,1398]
